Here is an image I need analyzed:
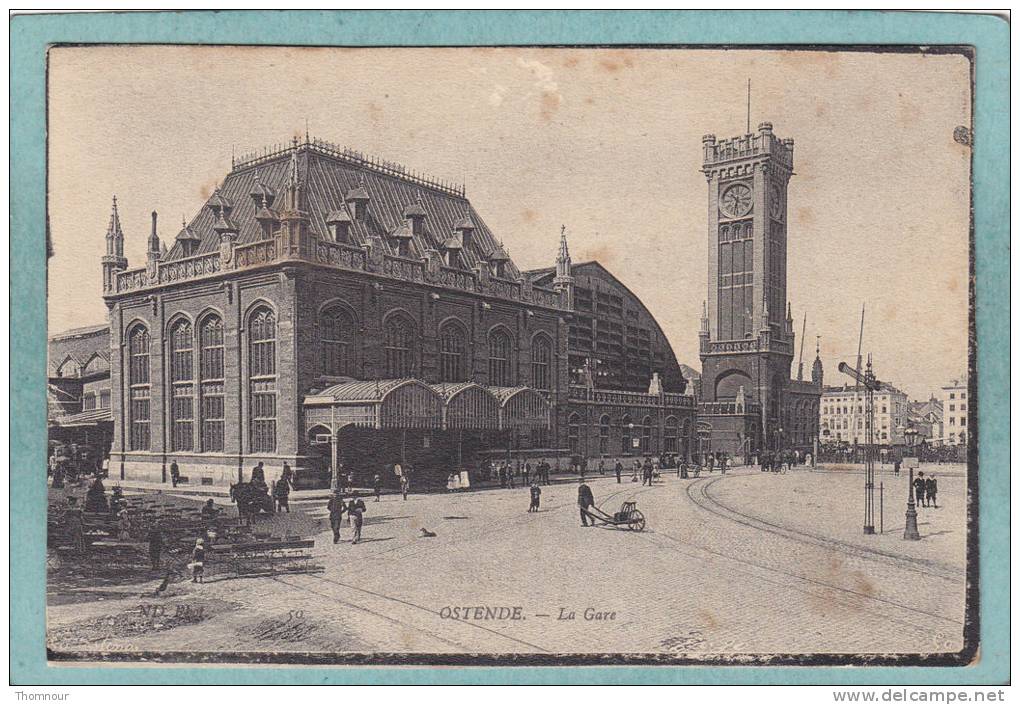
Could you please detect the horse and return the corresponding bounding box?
[229,481,275,524]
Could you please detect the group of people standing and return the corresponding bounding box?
[913,471,939,508]
[326,491,368,544]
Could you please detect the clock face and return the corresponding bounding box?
[769,183,784,219]
[720,183,752,218]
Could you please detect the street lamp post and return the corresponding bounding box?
[902,426,921,540]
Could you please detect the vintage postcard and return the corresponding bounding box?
[11,10,1008,684]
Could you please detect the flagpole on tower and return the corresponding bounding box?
[746,78,751,133]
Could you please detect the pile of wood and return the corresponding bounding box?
[48,492,320,580]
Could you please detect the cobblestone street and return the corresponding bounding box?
[47,465,968,658]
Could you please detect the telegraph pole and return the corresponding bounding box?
[838,359,881,535]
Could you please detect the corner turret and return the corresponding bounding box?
[101,196,128,294]
[552,225,575,310]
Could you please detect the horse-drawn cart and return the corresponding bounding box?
[583,500,646,531]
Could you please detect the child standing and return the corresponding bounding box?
[528,482,541,513]
[190,538,206,583]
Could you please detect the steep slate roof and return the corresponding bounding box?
[164,144,519,279]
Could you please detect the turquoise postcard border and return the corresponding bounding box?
[10,10,1009,685]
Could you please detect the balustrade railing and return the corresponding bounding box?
[113,234,562,309]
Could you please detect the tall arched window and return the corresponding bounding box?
[384,314,417,377]
[199,315,225,452]
[664,416,679,454]
[621,413,632,454]
[567,413,580,455]
[169,319,194,451]
[531,334,552,390]
[320,305,355,377]
[641,415,652,453]
[248,307,277,453]
[599,414,610,456]
[439,321,467,383]
[127,324,151,451]
[488,328,513,387]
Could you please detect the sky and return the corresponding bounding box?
[47,46,971,400]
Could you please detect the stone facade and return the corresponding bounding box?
[96,137,691,487]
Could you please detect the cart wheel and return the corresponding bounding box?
[629,510,646,532]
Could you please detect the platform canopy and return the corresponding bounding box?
[49,408,113,428]
[304,379,550,434]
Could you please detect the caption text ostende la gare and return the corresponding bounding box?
[438,606,617,621]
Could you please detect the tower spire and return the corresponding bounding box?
[553,224,575,309]
[555,224,572,277]
[812,334,824,386]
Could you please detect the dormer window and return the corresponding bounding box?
[453,215,475,251]
[403,200,427,237]
[345,183,370,220]
[325,207,353,243]
[443,237,462,268]
[488,243,510,279]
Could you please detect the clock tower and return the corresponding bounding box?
[698,121,797,455]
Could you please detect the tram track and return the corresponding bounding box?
[264,481,648,654]
[685,474,964,584]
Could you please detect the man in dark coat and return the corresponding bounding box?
[926,474,938,508]
[327,491,346,544]
[642,458,654,486]
[170,459,180,488]
[146,524,164,569]
[615,460,623,484]
[273,477,291,513]
[913,471,927,507]
[250,462,267,493]
[578,481,595,527]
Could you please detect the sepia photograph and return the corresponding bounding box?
[39,41,979,667]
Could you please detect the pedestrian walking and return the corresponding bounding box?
[578,481,595,527]
[926,474,938,508]
[642,458,653,486]
[528,482,541,513]
[327,490,346,544]
[400,473,409,500]
[615,460,623,484]
[170,459,180,488]
[523,461,531,486]
[893,458,901,476]
[598,458,606,476]
[146,524,163,569]
[65,497,86,554]
[348,496,367,544]
[373,473,382,502]
[914,471,927,508]
[273,476,291,513]
[281,461,294,488]
[190,538,205,583]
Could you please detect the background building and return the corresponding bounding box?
[906,395,944,444]
[697,122,822,458]
[819,383,909,446]
[939,376,969,446]
[526,244,696,462]
[47,324,113,468]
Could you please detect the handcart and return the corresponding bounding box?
[583,500,646,532]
